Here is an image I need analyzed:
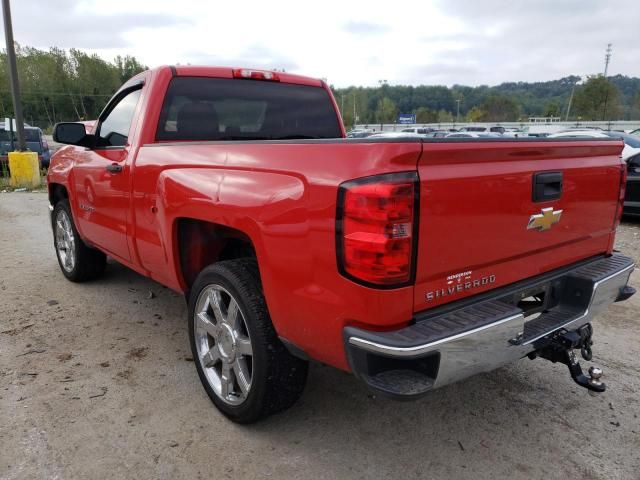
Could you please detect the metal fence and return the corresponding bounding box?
[355,120,640,132]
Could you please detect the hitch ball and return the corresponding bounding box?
[589,366,603,380]
[588,366,604,395]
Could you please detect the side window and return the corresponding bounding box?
[97,88,142,148]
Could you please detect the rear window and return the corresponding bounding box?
[156,77,342,141]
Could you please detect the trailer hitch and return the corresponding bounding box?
[532,324,605,393]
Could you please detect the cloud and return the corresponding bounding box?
[185,45,300,72]
[406,62,481,85]
[3,0,638,87]
[427,0,639,85]
[3,0,193,50]
[343,21,391,35]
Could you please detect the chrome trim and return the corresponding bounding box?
[521,263,634,345]
[347,259,634,390]
[349,313,524,357]
[193,284,253,406]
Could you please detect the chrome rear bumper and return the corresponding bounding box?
[345,254,635,398]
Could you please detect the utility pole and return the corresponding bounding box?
[2,0,26,151]
[353,91,357,125]
[602,44,612,121]
[565,77,581,121]
[455,99,461,125]
[603,43,612,77]
[378,79,387,131]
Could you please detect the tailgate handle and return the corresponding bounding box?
[533,171,563,202]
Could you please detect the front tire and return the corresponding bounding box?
[52,200,106,282]
[188,259,308,423]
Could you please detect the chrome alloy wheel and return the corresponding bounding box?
[194,284,254,405]
[55,209,76,272]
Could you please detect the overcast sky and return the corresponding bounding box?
[5,0,639,87]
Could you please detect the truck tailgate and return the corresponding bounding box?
[414,139,624,312]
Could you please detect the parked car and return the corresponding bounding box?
[459,125,489,132]
[445,132,502,138]
[367,132,422,139]
[502,128,529,138]
[400,127,434,135]
[0,126,52,171]
[548,130,640,162]
[423,130,449,138]
[346,129,374,138]
[48,65,634,423]
[548,130,640,215]
[629,128,640,137]
[625,154,640,216]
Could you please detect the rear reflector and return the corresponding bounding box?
[336,172,419,287]
[232,68,280,81]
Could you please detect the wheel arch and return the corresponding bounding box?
[48,182,69,206]
[175,217,259,291]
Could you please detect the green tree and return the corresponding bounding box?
[479,94,520,121]
[375,97,398,124]
[631,91,640,121]
[573,75,622,120]
[437,109,453,122]
[467,106,486,122]
[415,106,437,123]
[543,102,561,117]
[114,55,147,83]
[0,44,146,128]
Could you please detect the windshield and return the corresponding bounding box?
[156,77,342,141]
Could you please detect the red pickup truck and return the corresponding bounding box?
[48,66,635,423]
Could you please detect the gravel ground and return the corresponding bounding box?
[1,192,639,480]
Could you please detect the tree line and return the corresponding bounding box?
[0,45,639,131]
[331,75,640,127]
[0,45,146,130]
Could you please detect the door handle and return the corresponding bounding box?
[106,163,123,174]
[532,171,563,202]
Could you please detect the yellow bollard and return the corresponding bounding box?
[8,151,40,188]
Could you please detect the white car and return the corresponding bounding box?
[400,127,434,135]
[548,130,640,161]
[367,132,423,139]
[445,132,502,138]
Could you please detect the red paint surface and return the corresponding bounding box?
[47,66,625,371]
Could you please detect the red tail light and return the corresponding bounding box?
[336,172,419,287]
[232,68,280,81]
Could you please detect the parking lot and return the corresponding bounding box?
[1,192,639,480]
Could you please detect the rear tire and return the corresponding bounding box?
[188,258,308,423]
[52,200,106,282]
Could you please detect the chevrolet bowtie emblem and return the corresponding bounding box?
[527,207,563,231]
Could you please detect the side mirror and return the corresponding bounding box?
[53,122,93,147]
